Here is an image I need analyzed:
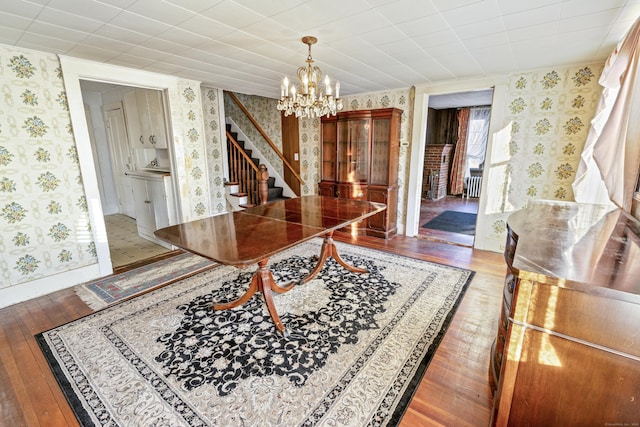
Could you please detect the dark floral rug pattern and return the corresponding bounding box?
[155,254,399,396]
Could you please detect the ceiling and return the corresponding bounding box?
[2,0,639,99]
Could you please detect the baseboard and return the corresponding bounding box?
[0,263,102,309]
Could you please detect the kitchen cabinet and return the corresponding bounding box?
[123,89,168,149]
[128,171,175,248]
[319,108,401,238]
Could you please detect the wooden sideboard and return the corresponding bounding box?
[490,200,640,426]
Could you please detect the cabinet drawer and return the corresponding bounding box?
[336,184,367,200]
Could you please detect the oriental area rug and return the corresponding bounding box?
[37,240,474,427]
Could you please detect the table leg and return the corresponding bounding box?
[212,258,295,334]
[301,231,368,284]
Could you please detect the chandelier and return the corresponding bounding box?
[277,36,343,118]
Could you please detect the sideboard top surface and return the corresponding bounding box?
[507,200,640,301]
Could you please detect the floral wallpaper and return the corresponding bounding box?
[297,115,321,196]
[164,83,206,220]
[479,62,604,249]
[201,87,227,214]
[0,42,607,295]
[223,92,284,177]
[0,47,95,288]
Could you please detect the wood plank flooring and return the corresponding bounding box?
[0,233,505,427]
[418,196,479,247]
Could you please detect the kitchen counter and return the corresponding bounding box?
[126,169,170,178]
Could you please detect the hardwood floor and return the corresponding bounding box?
[0,233,505,427]
[418,196,479,247]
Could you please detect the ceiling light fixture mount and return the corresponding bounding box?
[277,36,342,118]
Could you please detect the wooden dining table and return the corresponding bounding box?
[154,195,386,335]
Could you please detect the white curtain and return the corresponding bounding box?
[465,107,491,176]
[573,17,640,211]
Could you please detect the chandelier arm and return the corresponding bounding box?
[277,36,342,118]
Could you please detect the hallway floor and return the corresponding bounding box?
[418,195,479,247]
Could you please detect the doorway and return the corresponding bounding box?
[80,80,173,268]
[281,112,301,195]
[417,89,493,247]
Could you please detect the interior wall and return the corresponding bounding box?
[0,45,100,305]
[0,43,227,308]
[425,108,458,146]
[408,61,606,252]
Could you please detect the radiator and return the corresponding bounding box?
[426,171,439,199]
[465,176,482,198]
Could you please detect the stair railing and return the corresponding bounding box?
[227,92,305,187]
[227,130,269,206]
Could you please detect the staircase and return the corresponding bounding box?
[225,124,287,208]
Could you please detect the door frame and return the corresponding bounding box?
[281,112,301,195]
[406,76,509,250]
[60,56,181,277]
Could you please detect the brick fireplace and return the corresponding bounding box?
[423,144,453,200]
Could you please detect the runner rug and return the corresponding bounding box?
[75,251,218,310]
[37,240,474,427]
[422,210,477,235]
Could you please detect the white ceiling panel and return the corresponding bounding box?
[505,22,558,43]
[463,32,510,51]
[454,17,506,40]
[163,0,223,14]
[561,0,628,18]
[176,15,237,40]
[108,53,158,68]
[199,1,266,29]
[45,0,123,22]
[0,12,33,32]
[440,0,503,28]
[374,0,439,23]
[16,32,77,52]
[0,1,45,19]
[26,21,90,43]
[126,0,196,25]
[471,46,516,74]
[37,8,104,33]
[107,11,173,37]
[0,29,23,46]
[501,4,563,30]
[398,14,451,38]
[496,0,561,15]
[0,0,637,98]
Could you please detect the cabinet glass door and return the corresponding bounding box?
[370,118,390,185]
[321,120,336,181]
[337,118,369,183]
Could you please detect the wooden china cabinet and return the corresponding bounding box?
[319,108,401,239]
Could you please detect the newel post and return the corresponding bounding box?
[258,164,269,205]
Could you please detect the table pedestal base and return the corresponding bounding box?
[212,258,295,334]
[302,231,367,283]
[212,231,367,335]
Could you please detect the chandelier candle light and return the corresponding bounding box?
[277,36,343,118]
